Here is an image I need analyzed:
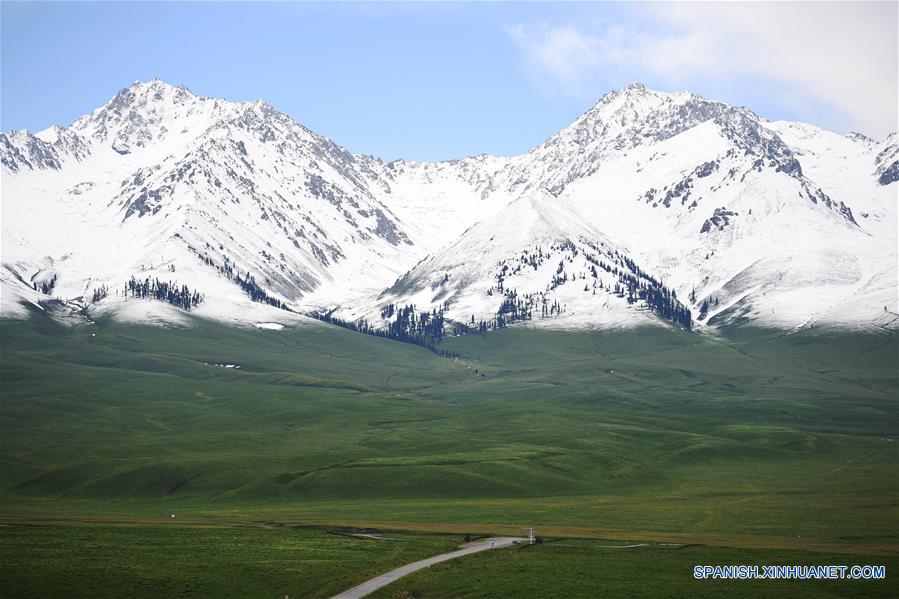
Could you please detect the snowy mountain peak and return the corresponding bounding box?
[605,81,650,101]
[354,188,692,333]
[493,190,596,243]
[1,80,895,333]
[587,82,717,123]
[68,79,216,154]
[95,78,202,121]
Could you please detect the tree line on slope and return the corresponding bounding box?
[189,241,294,312]
[124,276,203,310]
[31,274,57,295]
[490,240,693,331]
[311,302,454,353]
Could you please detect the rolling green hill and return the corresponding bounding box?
[1,309,896,596]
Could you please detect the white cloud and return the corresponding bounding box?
[507,24,604,85]
[508,2,898,137]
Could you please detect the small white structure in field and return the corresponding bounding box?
[171,514,175,518]
[525,527,535,544]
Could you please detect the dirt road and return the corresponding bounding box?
[330,536,526,598]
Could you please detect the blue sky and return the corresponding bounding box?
[2,2,896,162]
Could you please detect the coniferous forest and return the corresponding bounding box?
[311,302,450,351]
[124,276,203,311]
[235,271,290,311]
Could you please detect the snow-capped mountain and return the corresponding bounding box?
[1,80,427,324]
[2,79,895,334]
[338,190,692,334]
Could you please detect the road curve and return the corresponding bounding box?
[330,536,527,599]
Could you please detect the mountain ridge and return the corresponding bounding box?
[2,79,896,336]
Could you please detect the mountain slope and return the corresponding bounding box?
[341,84,894,332]
[1,80,429,324]
[337,191,691,333]
[1,79,895,333]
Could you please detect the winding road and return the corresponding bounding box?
[330,536,527,598]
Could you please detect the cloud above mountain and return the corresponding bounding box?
[508,1,897,138]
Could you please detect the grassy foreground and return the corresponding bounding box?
[0,523,458,598]
[371,539,898,598]
[1,522,895,598]
[1,308,897,596]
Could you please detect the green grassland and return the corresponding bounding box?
[370,540,898,598]
[2,524,895,599]
[1,307,897,596]
[0,523,457,598]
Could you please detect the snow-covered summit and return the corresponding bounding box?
[337,190,689,332]
[2,80,895,333]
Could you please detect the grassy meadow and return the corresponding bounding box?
[369,539,898,598]
[1,307,896,596]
